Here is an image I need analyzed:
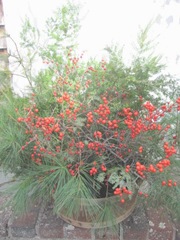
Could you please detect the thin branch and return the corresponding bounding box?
[8,36,34,89]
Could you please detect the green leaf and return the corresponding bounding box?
[96,172,106,183]
[74,117,86,127]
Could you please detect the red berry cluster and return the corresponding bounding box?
[161,179,177,187]
[101,164,107,172]
[163,142,176,158]
[89,162,107,176]
[94,131,102,138]
[156,159,170,172]
[88,142,105,156]
[176,97,180,111]
[125,165,131,173]
[143,101,156,112]
[76,141,85,149]
[138,191,149,198]
[114,187,132,203]
[16,51,179,199]
[94,99,111,125]
[135,162,146,177]
[108,119,119,129]
[86,112,93,124]
[67,162,84,176]
[89,167,98,176]
[135,158,171,177]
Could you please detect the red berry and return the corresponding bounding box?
[120,199,125,203]
[161,181,166,186]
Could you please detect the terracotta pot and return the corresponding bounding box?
[59,191,138,229]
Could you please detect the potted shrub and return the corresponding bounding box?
[10,49,179,227]
[1,1,179,229]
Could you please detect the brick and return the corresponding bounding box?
[176,231,180,240]
[95,225,120,240]
[146,207,174,240]
[0,194,12,237]
[173,220,180,240]
[9,203,40,238]
[123,204,149,240]
[123,228,148,240]
[64,223,92,239]
[36,204,64,238]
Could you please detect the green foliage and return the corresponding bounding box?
[44,1,80,49]
[98,24,179,112]
[20,17,40,50]
[39,0,81,74]
[0,57,11,93]
[22,1,80,69]
[146,160,180,220]
[0,90,30,175]
[0,69,10,84]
